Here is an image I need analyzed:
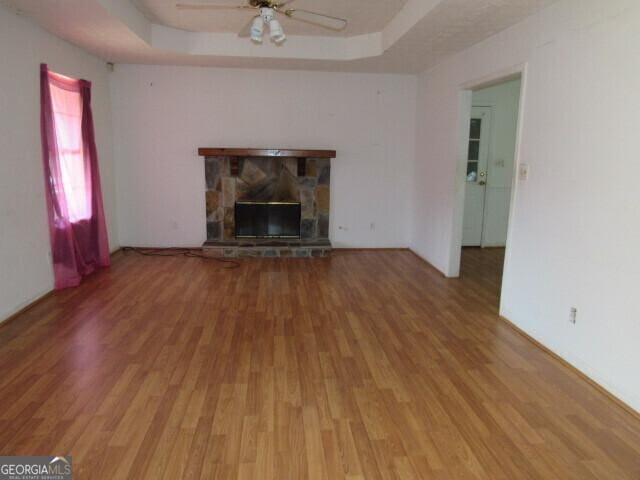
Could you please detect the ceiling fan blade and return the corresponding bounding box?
[176,3,255,11]
[273,0,297,7]
[279,8,347,32]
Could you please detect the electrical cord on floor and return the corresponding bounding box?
[121,247,241,269]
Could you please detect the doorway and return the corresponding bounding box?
[462,77,521,248]
[459,74,523,306]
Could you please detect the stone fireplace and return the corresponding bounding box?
[199,148,335,257]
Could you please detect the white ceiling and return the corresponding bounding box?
[0,0,558,73]
[132,0,409,36]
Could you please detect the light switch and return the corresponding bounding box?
[518,163,530,181]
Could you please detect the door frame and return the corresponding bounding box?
[448,63,528,312]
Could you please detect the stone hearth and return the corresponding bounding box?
[200,148,334,258]
[203,239,332,258]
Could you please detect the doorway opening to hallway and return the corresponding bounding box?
[462,77,521,248]
[459,74,523,307]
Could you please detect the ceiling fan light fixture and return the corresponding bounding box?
[269,18,286,44]
[250,15,264,43]
[176,1,346,45]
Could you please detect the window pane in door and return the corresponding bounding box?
[467,161,478,179]
[468,140,479,161]
[469,118,482,139]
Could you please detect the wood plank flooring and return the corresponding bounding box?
[1,248,639,479]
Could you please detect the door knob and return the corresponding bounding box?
[478,180,486,186]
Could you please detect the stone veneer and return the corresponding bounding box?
[204,156,330,242]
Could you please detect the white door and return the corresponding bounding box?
[462,107,492,246]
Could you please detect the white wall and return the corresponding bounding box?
[469,78,521,246]
[110,65,416,248]
[0,5,118,321]
[412,0,640,411]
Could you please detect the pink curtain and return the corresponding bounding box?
[40,64,110,289]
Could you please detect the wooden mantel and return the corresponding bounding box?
[198,148,336,159]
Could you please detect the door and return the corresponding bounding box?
[462,106,492,246]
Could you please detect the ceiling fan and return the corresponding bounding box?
[176,0,348,44]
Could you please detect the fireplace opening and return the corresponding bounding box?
[235,202,301,239]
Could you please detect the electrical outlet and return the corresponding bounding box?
[370,222,375,231]
[519,163,530,181]
[569,307,577,324]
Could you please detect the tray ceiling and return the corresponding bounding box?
[132,0,409,36]
[1,0,559,73]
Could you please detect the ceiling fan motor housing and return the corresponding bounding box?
[259,7,275,23]
[250,0,272,7]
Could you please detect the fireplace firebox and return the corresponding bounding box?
[235,202,301,239]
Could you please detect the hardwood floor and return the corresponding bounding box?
[1,248,639,479]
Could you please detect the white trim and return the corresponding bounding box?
[501,308,640,414]
[0,287,52,324]
[0,244,121,324]
[446,89,472,277]
[499,64,528,316]
[448,63,527,278]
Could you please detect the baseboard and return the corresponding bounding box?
[0,288,55,327]
[407,248,447,277]
[499,313,640,421]
[0,246,122,328]
[333,247,410,251]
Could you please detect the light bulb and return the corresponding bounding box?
[269,18,286,44]
[250,16,264,43]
